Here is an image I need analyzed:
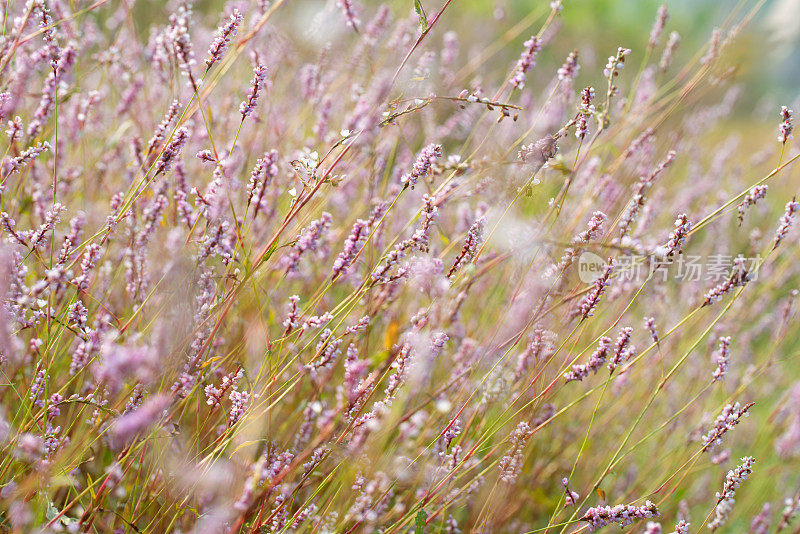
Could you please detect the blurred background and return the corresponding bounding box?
[127,0,800,104]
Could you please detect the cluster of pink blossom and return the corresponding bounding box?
[0,1,797,532]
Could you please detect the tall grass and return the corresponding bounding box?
[0,0,798,532]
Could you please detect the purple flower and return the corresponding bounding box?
[29,203,66,251]
[282,212,333,277]
[578,258,614,319]
[35,1,61,69]
[247,149,280,218]
[448,216,485,278]
[603,47,631,79]
[0,92,10,121]
[751,503,771,534]
[576,87,595,139]
[2,142,51,178]
[154,127,189,176]
[702,401,753,452]
[499,422,532,482]
[511,36,542,89]
[703,256,750,306]
[565,337,611,382]
[373,196,439,284]
[301,313,334,333]
[338,0,361,31]
[581,501,659,530]
[562,477,580,507]
[660,31,681,72]
[519,135,560,170]
[779,106,793,144]
[649,5,669,48]
[147,100,181,155]
[283,295,301,335]
[205,368,243,407]
[72,244,102,291]
[110,394,170,447]
[736,185,768,226]
[401,144,442,189]
[709,456,755,531]
[662,214,691,257]
[205,9,242,68]
[608,327,634,373]
[228,389,250,425]
[773,198,799,250]
[618,151,677,239]
[364,5,390,45]
[94,340,159,393]
[169,2,196,79]
[26,72,56,139]
[644,317,659,344]
[712,336,731,382]
[240,63,269,119]
[6,116,23,142]
[779,496,799,530]
[670,520,689,534]
[29,369,47,408]
[577,211,607,243]
[196,149,216,163]
[557,50,580,81]
[332,219,368,279]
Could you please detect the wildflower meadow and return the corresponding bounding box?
[0,0,799,532]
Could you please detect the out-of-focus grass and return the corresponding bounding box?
[2,0,800,532]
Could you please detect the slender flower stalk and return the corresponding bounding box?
[511,36,542,89]
[557,50,580,82]
[737,185,768,226]
[773,199,799,250]
[709,457,755,531]
[648,5,669,49]
[712,336,730,382]
[240,63,268,119]
[338,0,361,31]
[608,326,634,373]
[401,144,442,189]
[332,219,369,279]
[565,337,611,382]
[576,86,595,139]
[154,127,189,176]
[778,106,793,144]
[562,477,580,507]
[578,258,614,319]
[750,503,771,534]
[618,151,677,240]
[660,31,681,71]
[2,142,50,178]
[447,217,485,278]
[205,9,242,68]
[702,402,753,452]
[644,317,659,344]
[498,422,532,482]
[703,257,750,307]
[147,100,181,155]
[581,501,659,530]
[779,495,799,531]
[671,520,690,534]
